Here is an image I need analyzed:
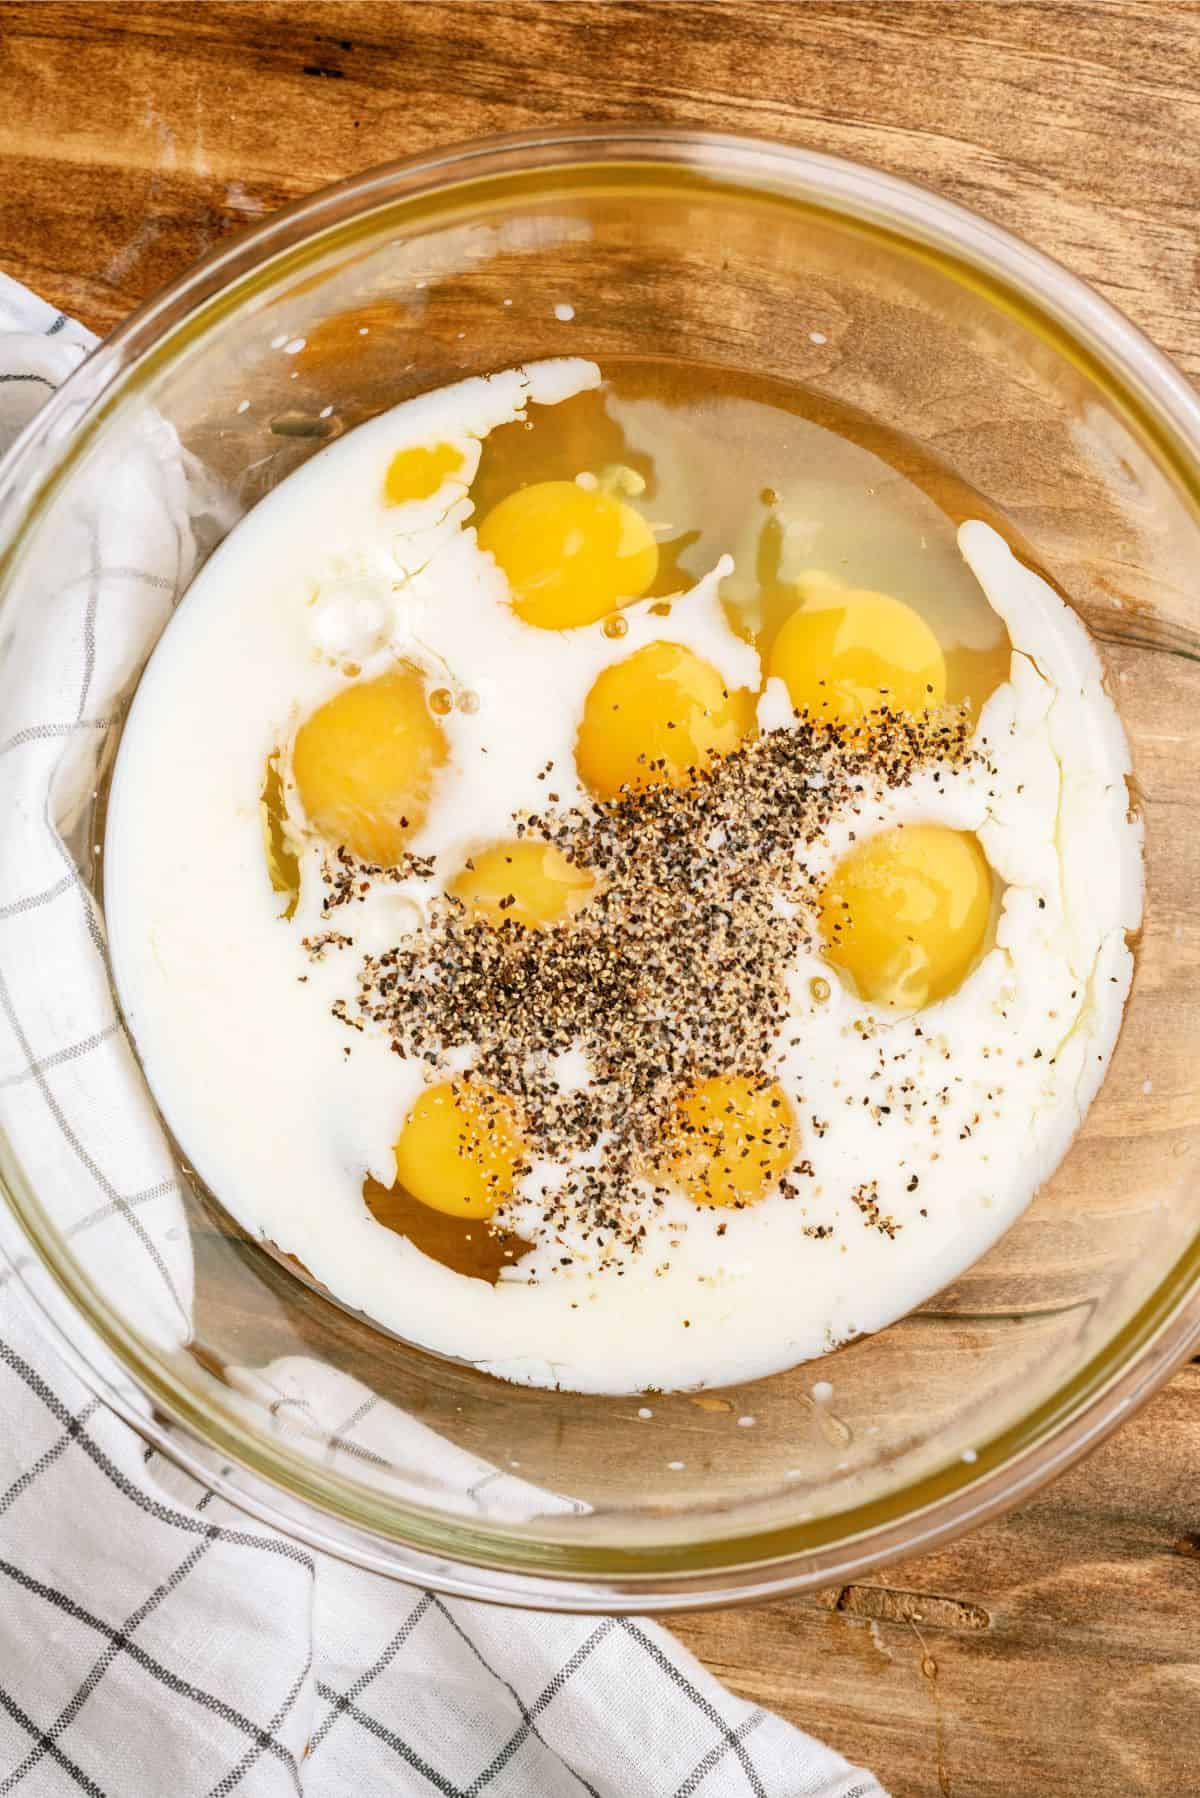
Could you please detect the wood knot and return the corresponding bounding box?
[828,1584,991,1631]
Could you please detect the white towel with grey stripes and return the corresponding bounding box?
[0,272,885,1798]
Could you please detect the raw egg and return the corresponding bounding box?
[384,441,464,506]
[576,641,755,800]
[477,479,658,629]
[819,823,993,1008]
[768,580,945,723]
[666,1073,797,1207]
[392,1079,526,1219]
[450,839,595,929]
[292,667,447,865]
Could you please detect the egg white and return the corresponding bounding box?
[105,365,1143,1394]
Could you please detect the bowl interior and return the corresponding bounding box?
[1,138,1198,1603]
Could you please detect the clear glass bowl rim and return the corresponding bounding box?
[1,123,1199,1613]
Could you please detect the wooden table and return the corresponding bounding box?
[2,4,1197,1791]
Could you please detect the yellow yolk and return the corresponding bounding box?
[291,667,447,865]
[384,441,464,506]
[767,582,946,723]
[666,1073,797,1207]
[392,1080,526,1220]
[819,824,994,1009]
[450,839,595,929]
[576,641,755,800]
[476,479,658,629]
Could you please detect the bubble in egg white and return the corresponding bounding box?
[308,585,393,663]
[354,893,427,955]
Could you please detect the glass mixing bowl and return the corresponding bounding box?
[1,127,1198,1612]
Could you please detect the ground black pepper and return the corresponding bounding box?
[329,707,977,1256]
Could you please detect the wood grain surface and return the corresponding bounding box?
[1,4,1198,1794]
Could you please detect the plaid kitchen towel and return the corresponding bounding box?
[0,272,886,1798]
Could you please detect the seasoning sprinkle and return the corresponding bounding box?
[332,708,977,1259]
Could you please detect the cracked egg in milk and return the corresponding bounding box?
[105,356,1143,1394]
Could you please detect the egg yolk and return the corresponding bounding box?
[476,479,658,629]
[291,667,447,865]
[576,641,755,800]
[384,441,464,506]
[767,583,946,724]
[392,1080,526,1219]
[666,1073,797,1207]
[819,824,994,1009]
[450,839,595,929]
